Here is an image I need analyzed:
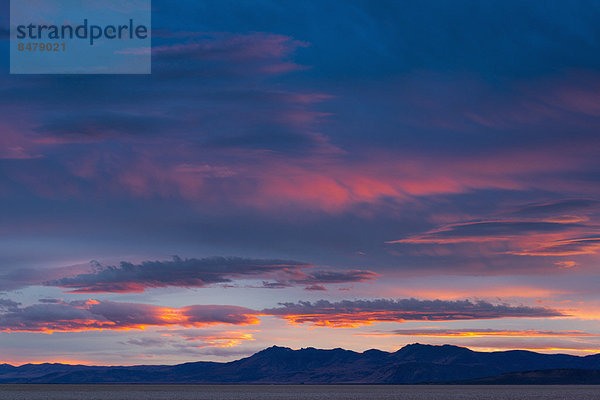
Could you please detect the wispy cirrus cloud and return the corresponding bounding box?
[388,206,600,258]
[34,112,176,142]
[153,32,308,61]
[263,299,564,328]
[45,256,377,293]
[166,329,257,349]
[510,199,600,217]
[358,329,597,338]
[387,219,590,245]
[512,236,600,256]
[445,338,600,354]
[152,31,309,77]
[125,329,257,349]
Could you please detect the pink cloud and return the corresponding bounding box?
[0,299,260,333]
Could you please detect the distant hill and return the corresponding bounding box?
[1,344,600,384]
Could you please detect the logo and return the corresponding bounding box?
[10,0,151,74]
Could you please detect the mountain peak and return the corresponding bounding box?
[2,345,598,384]
[256,345,293,354]
[398,343,473,353]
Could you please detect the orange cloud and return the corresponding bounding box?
[126,329,258,349]
[0,298,570,333]
[0,299,260,334]
[510,237,600,256]
[166,330,257,348]
[263,299,565,328]
[358,329,598,338]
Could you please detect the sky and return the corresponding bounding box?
[1,0,600,365]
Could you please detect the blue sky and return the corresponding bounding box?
[1,0,600,365]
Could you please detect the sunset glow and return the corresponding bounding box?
[1,0,600,367]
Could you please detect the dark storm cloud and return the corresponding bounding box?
[45,257,377,293]
[263,299,565,327]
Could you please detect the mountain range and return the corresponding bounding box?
[2,344,600,384]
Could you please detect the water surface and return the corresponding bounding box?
[1,385,599,400]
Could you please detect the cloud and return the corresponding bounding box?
[261,269,379,290]
[35,113,175,142]
[124,338,168,347]
[0,299,259,333]
[0,264,93,291]
[512,237,600,256]
[447,338,600,354]
[170,329,256,348]
[304,284,327,291]
[120,328,261,358]
[293,270,378,284]
[182,305,259,325]
[388,216,600,258]
[45,256,377,293]
[38,298,63,303]
[0,123,42,160]
[512,199,600,217]
[173,346,260,358]
[152,32,309,77]
[0,297,563,333]
[0,299,20,312]
[388,220,585,244]
[46,256,308,292]
[358,329,597,338]
[153,32,308,61]
[262,299,565,327]
[124,329,256,350]
[555,261,578,269]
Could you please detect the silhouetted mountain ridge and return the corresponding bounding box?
[1,344,600,384]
